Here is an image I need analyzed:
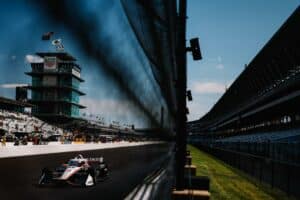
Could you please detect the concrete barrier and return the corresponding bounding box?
[172,189,210,200]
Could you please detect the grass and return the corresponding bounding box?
[188,145,296,200]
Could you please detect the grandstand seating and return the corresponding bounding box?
[0,109,63,136]
[217,128,300,143]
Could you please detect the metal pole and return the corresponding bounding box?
[176,0,187,189]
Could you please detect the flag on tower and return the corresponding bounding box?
[41,32,54,40]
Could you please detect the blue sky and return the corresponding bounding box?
[0,1,299,126]
[186,0,299,120]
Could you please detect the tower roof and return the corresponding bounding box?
[0,96,33,107]
[36,52,76,61]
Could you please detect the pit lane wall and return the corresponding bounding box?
[0,141,163,159]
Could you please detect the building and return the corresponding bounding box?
[26,52,85,123]
[16,86,28,102]
[0,96,32,113]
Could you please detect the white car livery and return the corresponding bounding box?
[38,154,109,187]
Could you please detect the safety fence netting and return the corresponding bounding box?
[27,0,179,134]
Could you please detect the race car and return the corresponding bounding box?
[38,154,109,187]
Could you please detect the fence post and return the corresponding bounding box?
[252,157,255,176]
[238,152,241,169]
[259,159,262,183]
[267,140,270,158]
[296,143,300,162]
[271,161,274,188]
[287,164,290,196]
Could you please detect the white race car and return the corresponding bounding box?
[38,154,109,187]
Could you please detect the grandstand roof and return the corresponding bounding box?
[36,52,77,61]
[0,96,33,107]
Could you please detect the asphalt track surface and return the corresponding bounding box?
[0,143,172,200]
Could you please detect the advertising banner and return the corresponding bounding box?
[72,68,81,78]
[44,57,57,71]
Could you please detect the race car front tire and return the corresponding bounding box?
[38,168,52,186]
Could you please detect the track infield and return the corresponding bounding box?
[188,145,296,200]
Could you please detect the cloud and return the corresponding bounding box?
[192,81,225,94]
[216,56,225,70]
[80,98,147,127]
[188,79,234,120]
[11,55,17,60]
[216,63,224,70]
[80,98,131,115]
[187,101,208,121]
[0,83,28,88]
[25,54,44,63]
[207,56,225,70]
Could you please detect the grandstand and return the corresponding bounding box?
[0,96,32,113]
[187,9,300,197]
[0,94,134,142]
[217,128,300,143]
[188,6,300,135]
[0,108,63,137]
[0,95,65,139]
